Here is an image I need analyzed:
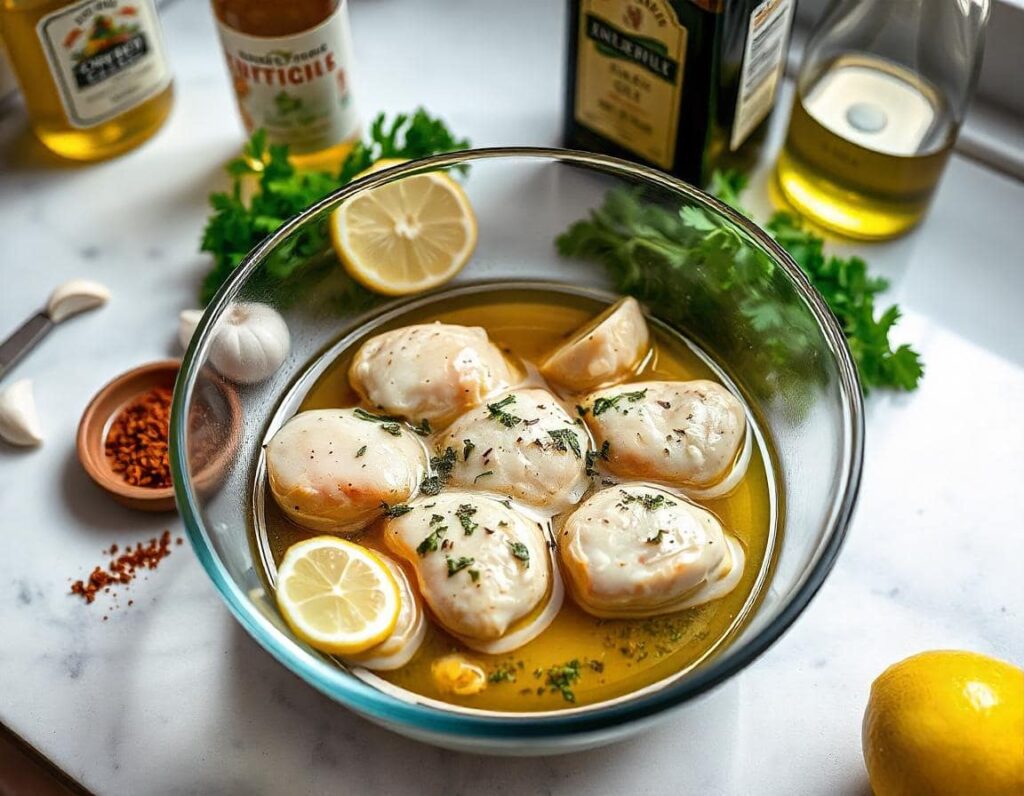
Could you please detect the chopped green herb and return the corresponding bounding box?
[412,418,432,436]
[462,438,476,461]
[420,446,457,496]
[507,540,530,567]
[646,529,669,545]
[199,111,471,305]
[456,504,478,535]
[473,470,494,483]
[381,423,402,437]
[355,445,367,458]
[585,440,611,476]
[416,526,447,556]
[545,659,582,703]
[430,514,445,526]
[486,395,523,428]
[619,490,676,511]
[446,555,475,577]
[488,664,518,684]
[547,428,582,458]
[592,389,648,416]
[556,175,923,395]
[468,569,480,583]
[353,408,401,424]
[576,404,589,417]
[380,502,412,519]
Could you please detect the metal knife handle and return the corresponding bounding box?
[0,312,53,382]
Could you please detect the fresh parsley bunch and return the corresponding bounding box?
[199,109,470,304]
[557,172,923,394]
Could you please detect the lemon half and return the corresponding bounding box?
[275,537,400,655]
[330,159,477,296]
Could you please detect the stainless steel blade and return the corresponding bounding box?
[0,312,53,382]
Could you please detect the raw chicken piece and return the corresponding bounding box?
[560,483,745,618]
[266,409,427,533]
[385,492,561,654]
[541,297,650,392]
[582,380,747,495]
[343,555,427,671]
[349,323,514,428]
[437,388,590,513]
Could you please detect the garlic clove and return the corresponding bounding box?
[208,302,290,384]
[178,309,204,351]
[46,279,110,323]
[0,379,43,447]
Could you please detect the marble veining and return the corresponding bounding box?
[0,0,1022,793]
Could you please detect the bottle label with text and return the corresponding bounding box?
[216,2,358,154]
[574,0,687,170]
[730,0,793,151]
[36,0,171,129]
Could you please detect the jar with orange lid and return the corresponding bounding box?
[0,0,174,161]
[211,0,359,168]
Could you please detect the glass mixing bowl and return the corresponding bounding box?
[170,148,863,754]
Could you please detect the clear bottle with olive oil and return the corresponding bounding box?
[564,0,796,186]
[776,0,990,239]
[0,0,173,161]
[211,0,359,170]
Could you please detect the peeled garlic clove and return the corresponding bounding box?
[47,279,110,323]
[208,302,290,384]
[178,309,204,350]
[0,379,43,447]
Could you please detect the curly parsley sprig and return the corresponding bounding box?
[199,109,470,305]
[556,172,922,394]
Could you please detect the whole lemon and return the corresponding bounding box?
[863,650,1024,796]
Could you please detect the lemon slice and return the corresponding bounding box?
[275,537,400,655]
[330,159,477,296]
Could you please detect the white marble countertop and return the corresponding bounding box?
[1,1,1022,793]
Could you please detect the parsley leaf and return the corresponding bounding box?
[591,389,647,416]
[380,502,412,519]
[456,504,478,535]
[585,440,611,476]
[486,394,522,428]
[547,428,582,458]
[507,540,530,567]
[446,556,475,577]
[618,490,675,511]
[199,109,470,305]
[416,526,446,556]
[556,175,923,395]
[420,446,457,496]
[545,659,582,703]
[353,408,401,424]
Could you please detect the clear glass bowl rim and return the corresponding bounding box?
[170,147,865,739]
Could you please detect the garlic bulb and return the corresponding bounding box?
[47,279,110,323]
[179,303,290,384]
[178,309,204,351]
[0,379,43,447]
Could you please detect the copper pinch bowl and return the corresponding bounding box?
[77,359,239,512]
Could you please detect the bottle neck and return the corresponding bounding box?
[211,0,340,37]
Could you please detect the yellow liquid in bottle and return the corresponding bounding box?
[776,54,953,240]
[212,0,359,170]
[1,0,173,161]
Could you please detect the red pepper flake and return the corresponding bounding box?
[105,387,172,488]
[70,531,179,605]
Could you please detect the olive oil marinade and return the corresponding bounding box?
[255,290,777,712]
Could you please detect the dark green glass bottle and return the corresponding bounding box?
[564,0,795,186]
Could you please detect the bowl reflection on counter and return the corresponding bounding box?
[170,148,863,754]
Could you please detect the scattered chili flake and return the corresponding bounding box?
[105,387,173,488]
[70,531,179,605]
